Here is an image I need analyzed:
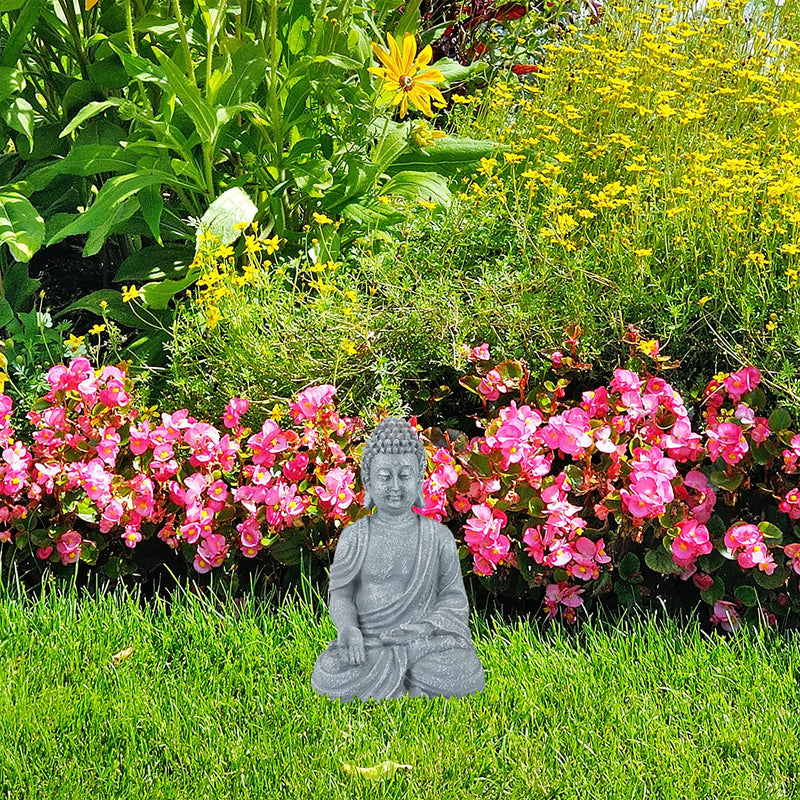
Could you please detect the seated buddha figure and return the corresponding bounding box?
[311,417,486,702]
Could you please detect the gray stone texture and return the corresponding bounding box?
[311,417,486,702]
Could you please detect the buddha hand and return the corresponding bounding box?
[379,621,434,645]
[338,626,365,666]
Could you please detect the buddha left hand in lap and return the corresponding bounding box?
[311,417,486,703]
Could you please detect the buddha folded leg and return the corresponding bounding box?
[311,638,409,703]
[404,635,486,699]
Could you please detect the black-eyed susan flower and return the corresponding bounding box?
[368,32,447,119]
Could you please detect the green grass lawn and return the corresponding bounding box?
[0,573,798,799]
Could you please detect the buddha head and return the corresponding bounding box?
[361,417,427,514]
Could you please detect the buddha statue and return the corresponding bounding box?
[311,417,486,702]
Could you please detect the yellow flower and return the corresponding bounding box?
[122,285,141,303]
[205,305,221,328]
[410,119,447,148]
[244,236,262,255]
[100,300,108,309]
[215,245,235,259]
[419,199,438,210]
[342,338,357,355]
[478,157,498,177]
[698,296,710,306]
[263,235,280,255]
[66,334,85,349]
[89,324,106,335]
[344,289,358,302]
[368,32,447,119]
[634,248,652,257]
[233,221,250,232]
[270,403,284,421]
[781,242,800,255]
[313,212,334,225]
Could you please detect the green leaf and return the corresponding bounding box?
[758,521,783,543]
[107,41,169,87]
[644,546,681,574]
[140,270,201,310]
[380,170,452,208]
[0,0,47,69]
[3,97,34,145]
[0,67,24,103]
[709,470,743,492]
[618,551,641,582]
[152,47,217,145]
[114,244,193,282]
[700,576,725,605]
[138,183,164,243]
[753,561,789,589]
[733,584,759,607]
[768,407,792,433]
[59,98,128,138]
[384,137,510,178]
[614,579,639,607]
[216,43,268,108]
[434,56,489,86]
[3,259,40,311]
[0,191,44,262]
[0,296,13,329]
[84,195,140,256]
[22,144,140,193]
[48,172,193,256]
[196,187,257,251]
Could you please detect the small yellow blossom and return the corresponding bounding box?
[342,338,357,356]
[122,285,141,303]
[89,324,106,335]
[313,212,334,225]
[634,248,652,257]
[66,334,85,349]
[698,296,710,306]
[263,235,281,255]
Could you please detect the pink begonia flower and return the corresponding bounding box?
[737,541,776,574]
[194,533,229,573]
[206,480,228,511]
[470,343,491,362]
[779,488,800,520]
[609,368,642,407]
[248,419,292,467]
[723,366,761,402]
[543,581,585,620]
[783,543,800,575]
[523,525,546,564]
[706,421,749,465]
[671,518,712,568]
[724,523,761,550]
[550,351,563,369]
[477,369,510,401]
[710,600,742,633]
[184,422,221,467]
[692,572,714,592]
[750,416,771,443]
[581,386,610,418]
[37,546,53,560]
[734,403,756,426]
[314,467,357,514]
[222,397,250,429]
[96,431,120,466]
[290,384,336,423]
[283,452,309,482]
[56,530,83,565]
[129,419,152,455]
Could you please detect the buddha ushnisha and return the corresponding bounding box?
[311,417,486,702]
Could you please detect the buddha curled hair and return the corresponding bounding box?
[361,417,427,509]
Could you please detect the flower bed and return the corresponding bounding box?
[1,327,799,633]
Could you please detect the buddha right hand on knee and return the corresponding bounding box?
[338,626,365,666]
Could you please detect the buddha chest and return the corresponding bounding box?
[356,518,420,604]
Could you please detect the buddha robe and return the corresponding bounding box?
[311,512,486,702]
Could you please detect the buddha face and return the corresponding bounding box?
[367,452,422,517]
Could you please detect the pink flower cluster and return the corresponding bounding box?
[723,523,776,574]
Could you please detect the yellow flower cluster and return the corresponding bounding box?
[445,0,800,291]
